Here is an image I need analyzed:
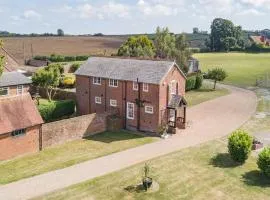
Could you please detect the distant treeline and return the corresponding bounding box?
[34,54,89,62]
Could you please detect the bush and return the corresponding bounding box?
[76,55,89,61]
[70,63,81,73]
[228,130,253,163]
[194,74,203,89]
[38,100,75,122]
[34,55,49,61]
[61,76,75,88]
[64,56,76,62]
[46,63,64,74]
[257,147,270,177]
[185,76,196,91]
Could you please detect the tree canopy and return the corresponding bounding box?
[0,40,4,77]
[32,64,61,101]
[117,35,155,58]
[208,18,244,52]
[207,68,228,89]
[57,29,64,36]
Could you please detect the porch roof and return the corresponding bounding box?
[167,94,187,109]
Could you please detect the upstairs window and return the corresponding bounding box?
[133,82,138,91]
[143,83,148,92]
[93,77,101,85]
[0,87,8,96]
[95,96,102,104]
[109,79,118,87]
[17,85,24,95]
[11,129,26,137]
[170,80,177,95]
[127,102,134,120]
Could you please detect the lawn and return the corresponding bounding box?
[185,82,230,106]
[0,131,158,184]
[194,53,270,88]
[35,139,270,200]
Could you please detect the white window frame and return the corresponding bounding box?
[0,87,9,96]
[127,102,134,120]
[170,80,177,95]
[133,81,138,91]
[109,79,118,87]
[93,77,101,85]
[95,96,102,104]
[145,105,154,114]
[17,85,24,95]
[143,83,148,92]
[110,99,117,107]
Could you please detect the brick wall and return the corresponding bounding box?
[41,113,108,148]
[0,85,30,99]
[0,125,40,160]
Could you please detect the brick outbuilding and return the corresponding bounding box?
[75,57,187,133]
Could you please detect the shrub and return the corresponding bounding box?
[185,75,196,91]
[228,130,253,163]
[38,99,75,122]
[46,63,64,74]
[257,147,270,177]
[194,74,203,89]
[70,63,81,73]
[64,56,76,62]
[34,55,49,61]
[76,55,89,61]
[61,76,75,88]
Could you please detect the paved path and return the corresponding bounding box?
[0,85,257,200]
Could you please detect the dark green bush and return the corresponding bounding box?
[64,56,76,62]
[194,74,203,89]
[257,147,270,177]
[76,55,89,61]
[228,130,253,163]
[38,100,75,122]
[70,63,81,73]
[185,75,196,91]
[50,54,65,62]
[34,55,49,61]
[33,54,89,62]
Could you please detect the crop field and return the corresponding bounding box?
[2,36,124,64]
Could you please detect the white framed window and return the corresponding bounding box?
[110,99,117,107]
[95,96,102,104]
[11,129,26,137]
[127,102,134,120]
[0,87,9,96]
[133,81,138,91]
[145,106,154,114]
[109,79,118,87]
[170,80,177,95]
[17,85,23,95]
[93,77,101,85]
[143,83,148,92]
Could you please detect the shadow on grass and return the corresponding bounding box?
[242,170,270,187]
[124,184,146,193]
[83,131,146,143]
[210,153,242,168]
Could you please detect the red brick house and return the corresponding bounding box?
[0,72,43,160]
[75,57,187,133]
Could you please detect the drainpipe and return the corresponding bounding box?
[104,79,107,112]
[137,78,141,131]
[124,81,127,129]
[39,125,43,151]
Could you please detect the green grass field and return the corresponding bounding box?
[194,53,270,88]
[35,139,270,200]
[0,131,158,184]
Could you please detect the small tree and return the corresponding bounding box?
[57,29,64,36]
[0,40,4,77]
[257,147,270,177]
[207,68,227,89]
[228,130,252,163]
[32,66,61,102]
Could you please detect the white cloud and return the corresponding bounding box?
[240,0,270,8]
[50,5,72,13]
[236,8,265,16]
[77,2,130,19]
[23,10,41,20]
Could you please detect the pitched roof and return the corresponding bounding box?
[0,93,43,134]
[0,71,32,87]
[167,94,187,109]
[75,57,186,84]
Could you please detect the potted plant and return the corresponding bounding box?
[142,163,152,191]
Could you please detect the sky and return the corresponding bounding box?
[0,0,269,35]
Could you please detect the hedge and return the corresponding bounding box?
[34,54,89,62]
[186,73,203,91]
[38,99,75,122]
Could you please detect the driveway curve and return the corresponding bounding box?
[0,84,257,200]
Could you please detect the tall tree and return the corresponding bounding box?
[208,18,243,52]
[117,35,155,58]
[155,26,176,59]
[57,29,64,36]
[0,40,4,76]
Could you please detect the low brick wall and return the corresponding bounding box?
[41,113,107,148]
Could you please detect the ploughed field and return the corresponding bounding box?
[2,36,124,64]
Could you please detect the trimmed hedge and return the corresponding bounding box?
[70,63,81,73]
[34,54,89,62]
[257,147,270,177]
[186,73,203,91]
[38,99,75,122]
[228,130,252,163]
